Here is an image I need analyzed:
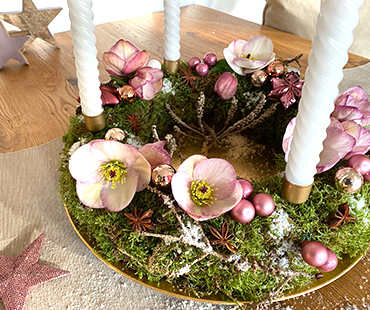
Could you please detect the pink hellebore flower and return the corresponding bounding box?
[171,155,243,221]
[129,66,163,100]
[214,72,238,100]
[69,140,171,212]
[223,36,275,76]
[103,39,149,77]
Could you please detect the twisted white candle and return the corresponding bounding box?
[163,0,180,61]
[67,0,103,117]
[285,0,364,187]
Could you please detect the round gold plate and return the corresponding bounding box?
[65,206,363,305]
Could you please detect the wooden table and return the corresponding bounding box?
[0,5,369,309]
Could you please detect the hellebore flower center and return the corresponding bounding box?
[190,179,217,207]
[99,160,127,189]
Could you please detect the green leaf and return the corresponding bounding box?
[110,75,127,87]
[211,59,233,73]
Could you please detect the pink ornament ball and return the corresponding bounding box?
[188,56,201,69]
[347,154,370,175]
[301,241,328,267]
[195,63,209,77]
[251,193,275,217]
[318,248,338,272]
[204,52,217,67]
[230,199,255,223]
[238,179,253,199]
[364,172,370,182]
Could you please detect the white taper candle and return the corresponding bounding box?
[163,0,180,61]
[285,0,364,187]
[67,0,103,117]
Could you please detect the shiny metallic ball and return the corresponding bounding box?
[267,60,285,76]
[105,128,127,142]
[118,85,135,103]
[152,165,176,188]
[335,167,363,193]
[251,70,268,87]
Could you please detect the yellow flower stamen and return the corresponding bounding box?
[99,160,127,189]
[190,180,216,207]
[241,52,257,60]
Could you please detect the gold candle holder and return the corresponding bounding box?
[281,176,312,204]
[164,59,180,74]
[83,112,106,132]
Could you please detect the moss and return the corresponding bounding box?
[58,65,370,304]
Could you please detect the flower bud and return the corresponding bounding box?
[214,72,238,100]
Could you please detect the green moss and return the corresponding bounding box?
[58,64,370,304]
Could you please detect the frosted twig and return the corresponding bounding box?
[219,96,238,134]
[167,252,210,278]
[151,125,160,142]
[244,101,280,131]
[197,92,206,135]
[174,125,202,141]
[165,103,203,136]
[165,133,177,157]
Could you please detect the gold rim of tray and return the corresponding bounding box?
[65,206,363,305]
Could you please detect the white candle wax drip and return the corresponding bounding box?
[67,0,103,117]
[285,0,364,186]
[163,0,180,61]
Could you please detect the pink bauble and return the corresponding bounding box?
[230,199,255,223]
[347,154,370,175]
[188,56,201,69]
[301,241,328,267]
[318,248,338,272]
[204,52,217,67]
[364,172,370,182]
[251,193,275,217]
[195,63,209,77]
[238,179,253,199]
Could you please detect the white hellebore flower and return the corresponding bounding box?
[223,36,275,76]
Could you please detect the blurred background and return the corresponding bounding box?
[0,0,266,34]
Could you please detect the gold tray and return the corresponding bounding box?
[65,206,362,305]
[65,136,363,304]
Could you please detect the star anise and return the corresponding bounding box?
[209,221,237,252]
[327,202,356,228]
[126,113,141,133]
[180,67,199,88]
[124,208,155,232]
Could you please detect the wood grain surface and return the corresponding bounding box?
[0,5,369,309]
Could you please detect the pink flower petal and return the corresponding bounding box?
[123,50,149,75]
[69,142,101,184]
[223,47,245,76]
[316,118,356,173]
[214,72,238,100]
[342,120,362,141]
[332,105,364,122]
[345,127,370,158]
[139,141,172,170]
[89,140,137,168]
[129,154,151,192]
[100,169,139,212]
[110,39,139,62]
[171,170,194,211]
[282,117,296,161]
[244,35,274,60]
[193,158,238,200]
[335,86,369,106]
[233,58,267,70]
[103,52,126,77]
[76,182,104,208]
[189,182,242,220]
[177,155,207,177]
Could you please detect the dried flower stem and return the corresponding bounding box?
[245,101,280,130]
